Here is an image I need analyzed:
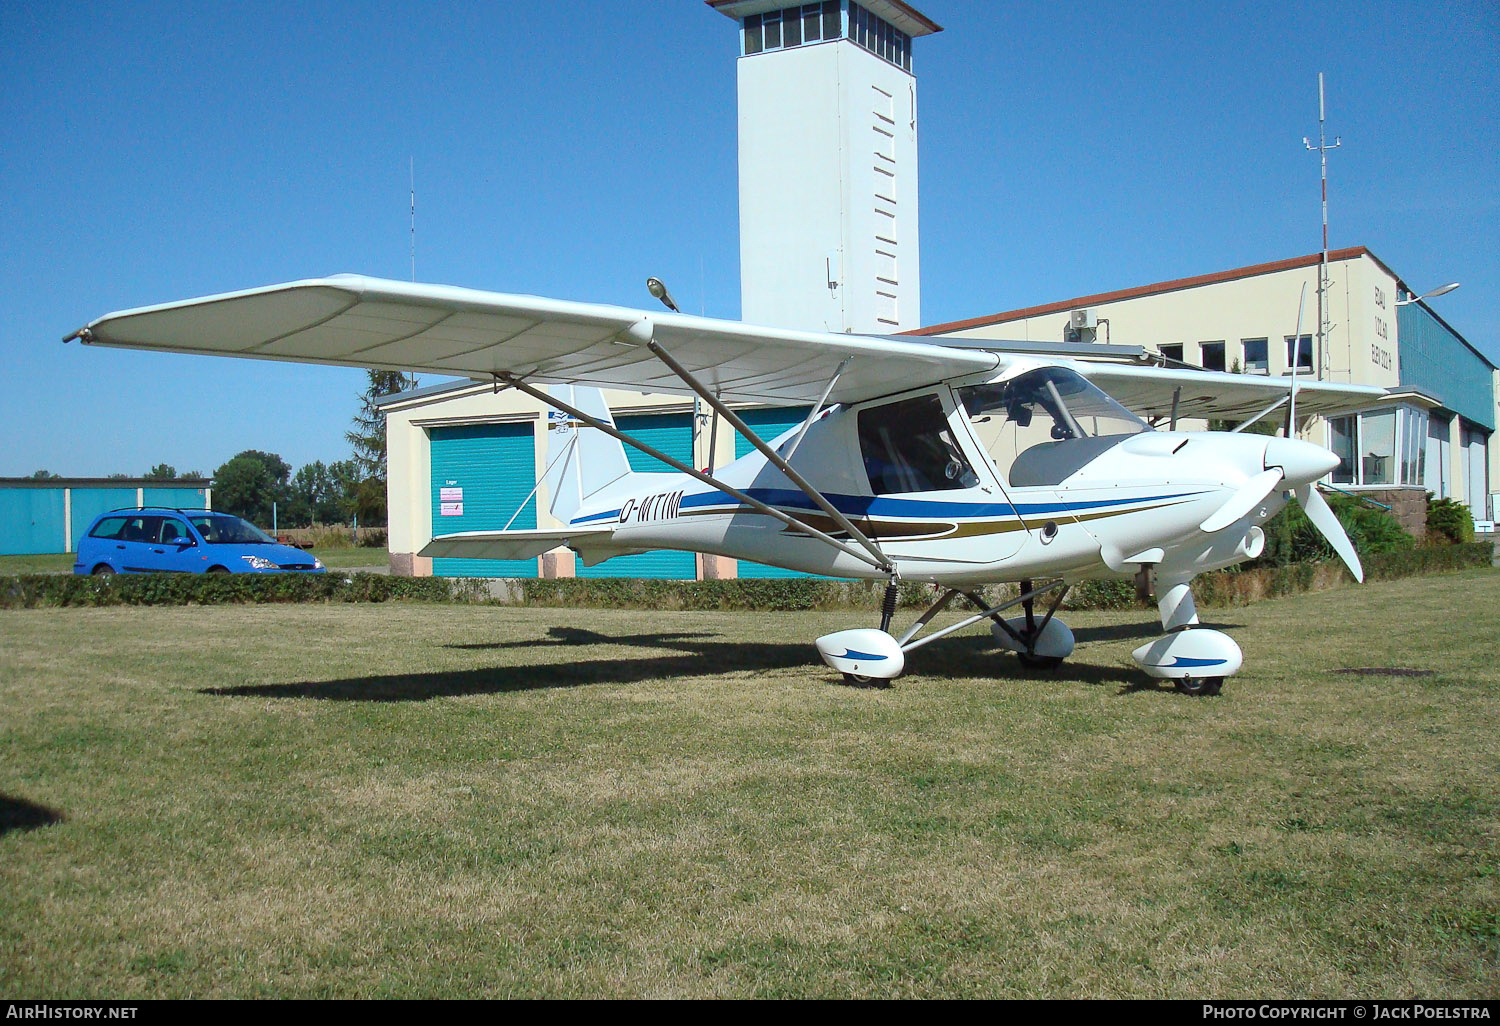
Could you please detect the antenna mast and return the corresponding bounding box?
[1303,73,1340,379]
[409,156,416,282]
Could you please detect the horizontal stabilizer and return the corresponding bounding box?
[420,527,615,562]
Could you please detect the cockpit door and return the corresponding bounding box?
[853,388,1031,564]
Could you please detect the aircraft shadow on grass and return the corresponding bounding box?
[0,793,65,837]
[199,625,1154,703]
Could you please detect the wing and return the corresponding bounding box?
[73,275,998,406]
[1070,361,1386,421]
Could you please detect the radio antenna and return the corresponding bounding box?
[409,156,416,282]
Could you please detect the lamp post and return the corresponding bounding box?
[1395,282,1460,307]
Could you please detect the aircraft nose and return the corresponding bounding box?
[1263,436,1340,485]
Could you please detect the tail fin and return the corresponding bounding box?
[543,384,633,525]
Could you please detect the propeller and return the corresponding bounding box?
[1296,483,1364,582]
[1200,468,1285,533]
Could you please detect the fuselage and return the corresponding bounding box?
[566,361,1331,586]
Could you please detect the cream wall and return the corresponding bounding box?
[937,253,1401,391]
[384,384,746,575]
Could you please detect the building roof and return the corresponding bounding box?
[0,477,212,488]
[705,0,942,36]
[905,247,1390,336]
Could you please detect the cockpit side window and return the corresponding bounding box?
[858,394,980,495]
[958,367,1149,487]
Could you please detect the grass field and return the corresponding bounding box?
[2,570,1497,998]
[0,547,389,575]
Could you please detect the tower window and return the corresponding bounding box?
[847,3,911,70]
[743,3,847,57]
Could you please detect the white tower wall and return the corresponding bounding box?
[736,35,922,333]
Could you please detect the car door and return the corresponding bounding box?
[155,516,202,572]
[118,515,166,572]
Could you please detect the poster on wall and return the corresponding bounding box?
[440,486,463,517]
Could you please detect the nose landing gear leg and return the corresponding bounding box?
[1131,573,1241,695]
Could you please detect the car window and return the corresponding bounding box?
[189,515,274,544]
[123,516,164,543]
[158,518,191,544]
[89,516,131,540]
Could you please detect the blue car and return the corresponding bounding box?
[72,508,326,575]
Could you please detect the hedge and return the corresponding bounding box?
[0,572,481,609]
[0,542,1491,611]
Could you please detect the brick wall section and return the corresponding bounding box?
[1362,487,1428,539]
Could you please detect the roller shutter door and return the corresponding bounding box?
[0,487,65,555]
[577,411,696,579]
[430,422,539,578]
[732,406,838,579]
[69,488,142,552]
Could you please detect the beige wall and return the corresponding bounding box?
[384,384,748,576]
[938,253,1401,391]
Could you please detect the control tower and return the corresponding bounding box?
[709,1,941,333]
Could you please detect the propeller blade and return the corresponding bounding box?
[1296,484,1364,583]
[1200,467,1285,533]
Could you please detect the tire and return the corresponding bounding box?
[1176,676,1223,697]
[206,566,230,574]
[91,565,115,576]
[841,672,888,688]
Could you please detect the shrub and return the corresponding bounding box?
[1256,492,1414,567]
[1427,496,1475,545]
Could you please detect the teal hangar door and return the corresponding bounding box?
[577,411,697,579]
[429,422,539,578]
[732,406,834,579]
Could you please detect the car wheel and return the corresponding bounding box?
[91,565,115,576]
[206,566,230,574]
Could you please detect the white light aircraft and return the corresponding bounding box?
[70,276,1383,694]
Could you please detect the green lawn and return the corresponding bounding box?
[0,547,388,575]
[2,570,1496,998]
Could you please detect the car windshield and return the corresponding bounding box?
[189,515,275,545]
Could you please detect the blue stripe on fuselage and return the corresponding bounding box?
[572,488,1205,525]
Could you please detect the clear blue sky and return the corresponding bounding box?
[2,0,1495,478]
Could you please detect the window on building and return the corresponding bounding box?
[783,7,802,45]
[745,3,859,57]
[1330,405,1431,489]
[764,9,782,48]
[1158,343,1184,364]
[1286,334,1313,372]
[1242,338,1269,374]
[847,2,911,70]
[745,13,763,53]
[1200,341,1226,372]
[1361,408,1396,485]
[1329,416,1356,485]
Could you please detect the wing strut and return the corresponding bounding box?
[783,357,850,461]
[641,333,894,575]
[1230,395,1290,434]
[496,374,892,575]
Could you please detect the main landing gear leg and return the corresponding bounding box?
[814,578,907,686]
[984,580,1075,670]
[1130,573,1242,695]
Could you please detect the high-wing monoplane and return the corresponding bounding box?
[70,275,1384,694]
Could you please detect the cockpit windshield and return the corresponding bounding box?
[957,367,1149,488]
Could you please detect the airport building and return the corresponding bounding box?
[377,2,1496,578]
[912,246,1497,534]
